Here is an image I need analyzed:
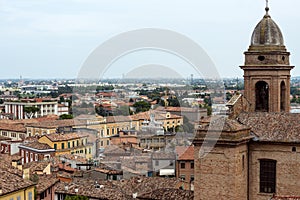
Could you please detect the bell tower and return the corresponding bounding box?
[240,3,294,112]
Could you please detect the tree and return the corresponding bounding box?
[167,97,180,107]
[59,114,73,119]
[59,96,65,103]
[65,195,89,200]
[96,85,114,92]
[133,101,151,113]
[24,106,40,119]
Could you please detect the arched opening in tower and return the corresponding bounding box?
[255,81,269,112]
[280,81,286,112]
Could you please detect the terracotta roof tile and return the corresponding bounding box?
[43,132,88,142]
[238,112,300,143]
[0,169,35,196]
[35,174,59,194]
[176,146,194,161]
[20,141,53,150]
[138,188,194,200]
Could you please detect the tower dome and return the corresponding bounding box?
[250,7,284,46]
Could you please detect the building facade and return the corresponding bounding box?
[19,141,55,164]
[38,133,93,159]
[193,4,300,200]
[4,99,58,119]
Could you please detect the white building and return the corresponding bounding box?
[4,100,58,119]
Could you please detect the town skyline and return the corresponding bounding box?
[1,0,300,79]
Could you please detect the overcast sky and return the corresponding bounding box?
[0,0,300,79]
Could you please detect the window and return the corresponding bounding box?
[180,162,185,169]
[260,159,276,193]
[35,154,38,161]
[107,129,110,135]
[155,160,159,166]
[54,144,57,150]
[17,196,21,200]
[89,148,91,154]
[100,141,103,146]
[101,130,104,137]
[2,131,7,136]
[72,141,75,147]
[191,162,194,169]
[28,191,33,200]
[112,128,115,135]
[68,142,70,148]
[107,140,109,145]
[11,132,17,137]
[61,143,65,149]
[77,140,79,146]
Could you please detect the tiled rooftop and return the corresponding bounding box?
[198,116,249,132]
[35,174,59,194]
[55,175,191,199]
[24,161,50,172]
[0,168,35,196]
[137,188,194,200]
[20,141,53,150]
[0,154,23,177]
[105,116,132,123]
[116,176,189,197]
[43,132,88,142]
[176,146,194,161]
[26,119,76,128]
[0,122,26,132]
[238,112,300,142]
[130,111,182,121]
[55,178,130,200]
[60,154,88,163]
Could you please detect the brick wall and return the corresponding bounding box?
[194,144,248,200]
[249,143,300,199]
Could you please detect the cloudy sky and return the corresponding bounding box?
[0,0,300,79]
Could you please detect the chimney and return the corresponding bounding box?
[23,168,30,180]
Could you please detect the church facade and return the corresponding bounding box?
[193,4,300,200]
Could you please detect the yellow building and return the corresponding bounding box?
[131,111,184,132]
[38,132,93,159]
[26,119,77,136]
[0,168,35,200]
[87,115,139,148]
